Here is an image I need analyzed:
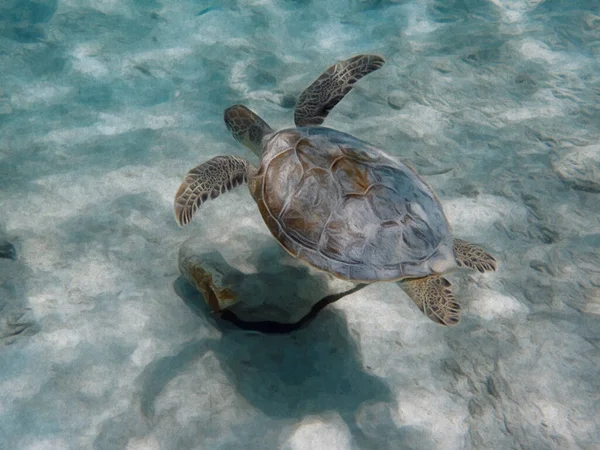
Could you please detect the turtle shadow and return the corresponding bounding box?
[134,273,438,449]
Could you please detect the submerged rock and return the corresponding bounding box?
[0,253,38,344]
[553,144,600,192]
[0,240,16,260]
[387,90,410,110]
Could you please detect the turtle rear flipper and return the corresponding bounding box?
[174,155,255,226]
[401,276,460,326]
[294,54,385,127]
[224,105,274,156]
[454,239,497,273]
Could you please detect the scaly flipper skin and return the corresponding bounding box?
[454,239,497,273]
[224,105,274,156]
[294,54,385,127]
[400,276,460,326]
[174,155,253,226]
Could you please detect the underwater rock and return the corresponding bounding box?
[178,223,356,325]
[0,240,16,260]
[0,253,38,344]
[553,144,600,193]
[387,90,410,110]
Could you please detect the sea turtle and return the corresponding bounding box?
[174,54,497,326]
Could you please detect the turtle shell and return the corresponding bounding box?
[250,127,455,282]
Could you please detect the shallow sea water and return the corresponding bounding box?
[1,1,599,449]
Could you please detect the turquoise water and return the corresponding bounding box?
[0,1,599,449]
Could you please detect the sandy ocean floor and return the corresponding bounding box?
[1,1,599,449]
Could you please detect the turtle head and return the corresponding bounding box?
[224,105,274,157]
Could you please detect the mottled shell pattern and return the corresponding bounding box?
[250,126,456,282]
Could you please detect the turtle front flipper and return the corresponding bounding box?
[174,155,255,226]
[400,276,460,326]
[294,54,385,127]
[453,239,497,273]
[224,105,274,156]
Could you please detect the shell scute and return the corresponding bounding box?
[263,149,302,218]
[281,172,332,248]
[332,157,381,195]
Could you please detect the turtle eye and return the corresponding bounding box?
[249,125,262,146]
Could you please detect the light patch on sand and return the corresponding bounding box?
[517,39,584,74]
[94,112,178,137]
[43,328,81,350]
[345,283,433,340]
[5,189,80,232]
[396,391,468,450]
[20,438,69,450]
[444,195,527,237]
[5,165,174,232]
[468,288,528,321]
[128,47,194,65]
[349,106,448,142]
[27,287,83,319]
[68,257,122,297]
[191,23,223,46]
[0,375,43,413]
[282,414,352,450]
[395,104,449,139]
[245,0,274,6]
[498,88,573,124]
[72,44,110,78]
[344,283,451,374]
[10,84,72,109]
[316,22,355,51]
[488,0,545,22]
[22,254,122,320]
[61,0,130,15]
[118,302,151,334]
[404,3,442,35]
[41,110,183,146]
[131,338,160,367]
[230,59,251,94]
[535,399,577,443]
[126,435,161,450]
[497,103,563,123]
[78,365,114,397]
[518,39,559,63]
